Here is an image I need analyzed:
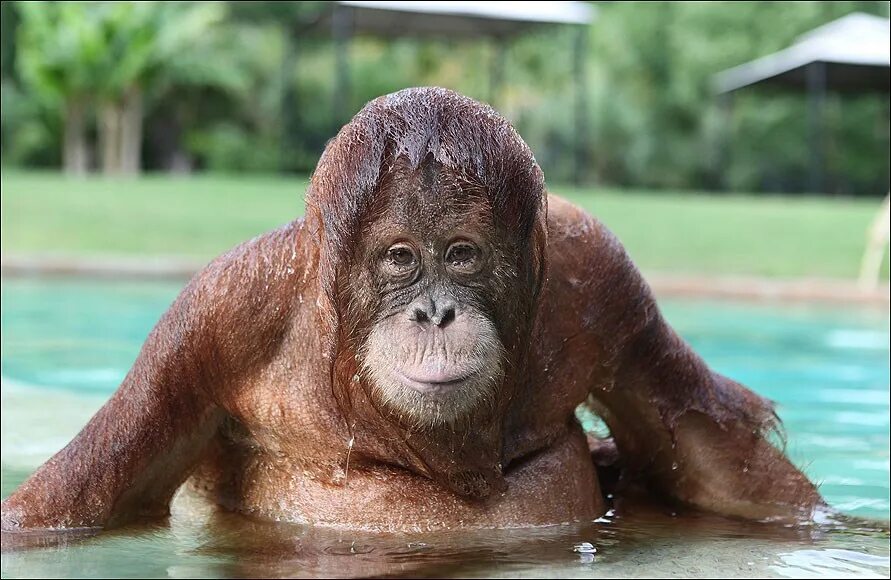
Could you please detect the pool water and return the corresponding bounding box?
[1,277,889,578]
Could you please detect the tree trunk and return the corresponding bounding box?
[119,86,143,175]
[63,98,88,176]
[100,100,123,175]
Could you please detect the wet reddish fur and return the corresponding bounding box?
[1,88,823,533]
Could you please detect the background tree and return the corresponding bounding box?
[92,2,246,175]
[16,3,108,175]
[14,2,246,176]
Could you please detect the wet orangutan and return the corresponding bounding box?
[1,88,823,533]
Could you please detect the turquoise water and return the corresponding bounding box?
[1,277,889,578]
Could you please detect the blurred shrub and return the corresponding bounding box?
[187,123,279,172]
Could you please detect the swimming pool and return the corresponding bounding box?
[1,277,889,578]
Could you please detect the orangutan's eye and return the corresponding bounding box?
[387,244,416,267]
[382,243,419,280]
[445,241,480,273]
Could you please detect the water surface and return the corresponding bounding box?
[1,277,889,578]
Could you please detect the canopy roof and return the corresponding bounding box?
[714,12,890,93]
[332,1,595,38]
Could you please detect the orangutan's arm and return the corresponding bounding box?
[555,203,824,521]
[1,224,301,532]
[1,327,223,531]
[588,310,824,521]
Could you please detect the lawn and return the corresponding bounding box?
[1,170,887,280]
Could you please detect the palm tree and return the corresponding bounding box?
[17,2,246,176]
[17,3,107,175]
[94,2,244,175]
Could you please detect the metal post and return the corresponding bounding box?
[573,25,590,186]
[717,91,734,192]
[489,38,506,107]
[806,61,826,194]
[333,5,352,125]
[279,28,297,173]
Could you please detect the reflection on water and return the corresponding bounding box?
[773,548,891,579]
[1,277,889,578]
[2,489,889,579]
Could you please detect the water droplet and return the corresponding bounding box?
[671,462,678,470]
[572,542,597,554]
[324,541,374,556]
[404,541,431,553]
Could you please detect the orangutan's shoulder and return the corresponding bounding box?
[545,194,621,273]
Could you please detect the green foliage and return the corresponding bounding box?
[16,2,107,106]
[186,122,280,172]
[0,80,60,167]
[588,1,890,194]
[2,1,889,192]
[15,1,242,105]
[10,1,250,171]
[0,1,19,81]
[97,3,227,97]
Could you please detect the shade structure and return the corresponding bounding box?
[333,1,594,38]
[712,12,890,194]
[714,12,890,94]
[319,1,596,184]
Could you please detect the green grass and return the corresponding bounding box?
[1,170,887,280]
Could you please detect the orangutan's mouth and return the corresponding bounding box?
[395,370,477,395]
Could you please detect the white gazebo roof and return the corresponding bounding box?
[714,12,890,93]
[334,1,595,37]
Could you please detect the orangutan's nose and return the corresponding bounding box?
[409,295,457,328]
